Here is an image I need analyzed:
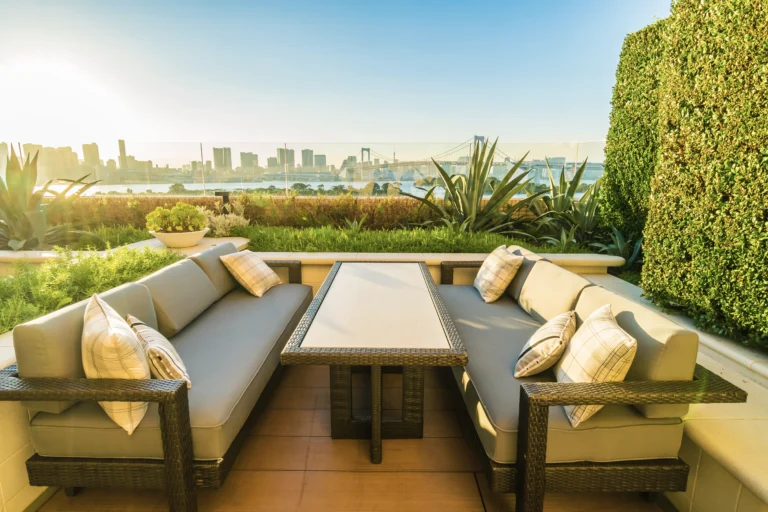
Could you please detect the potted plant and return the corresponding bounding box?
[146,202,208,248]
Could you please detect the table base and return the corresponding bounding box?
[329,365,425,463]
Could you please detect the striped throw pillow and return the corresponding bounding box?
[127,315,191,389]
[220,250,281,297]
[473,246,524,303]
[554,304,637,427]
[81,295,150,435]
[514,311,576,378]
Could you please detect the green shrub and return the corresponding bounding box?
[0,247,183,333]
[68,225,152,250]
[601,20,665,237]
[642,0,768,349]
[146,202,207,232]
[236,225,585,254]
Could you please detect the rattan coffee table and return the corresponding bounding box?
[281,261,467,463]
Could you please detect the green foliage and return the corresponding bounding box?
[601,20,665,237]
[642,0,768,349]
[590,226,643,269]
[0,247,182,334]
[236,225,585,254]
[0,148,100,250]
[343,213,368,233]
[146,202,207,233]
[617,270,641,287]
[401,139,542,235]
[69,225,152,250]
[203,202,250,237]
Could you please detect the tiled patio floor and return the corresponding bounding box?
[40,366,663,511]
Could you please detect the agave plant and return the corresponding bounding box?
[0,147,100,250]
[401,138,543,235]
[590,225,643,269]
[529,157,588,218]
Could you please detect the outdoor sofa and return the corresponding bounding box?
[439,248,746,512]
[0,243,312,512]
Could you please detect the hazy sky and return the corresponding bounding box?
[0,0,669,162]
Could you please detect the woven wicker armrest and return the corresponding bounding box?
[440,261,484,284]
[513,363,747,512]
[520,364,747,407]
[0,364,188,403]
[264,260,302,284]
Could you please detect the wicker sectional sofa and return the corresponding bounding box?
[0,243,312,512]
[439,248,747,512]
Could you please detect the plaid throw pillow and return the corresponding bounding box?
[128,315,191,389]
[81,295,150,435]
[473,246,524,303]
[514,311,576,378]
[220,250,281,297]
[554,304,637,427]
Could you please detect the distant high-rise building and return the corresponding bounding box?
[118,140,127,169]
[313,154,327,168]
[240,152,258,169]
[213,147,232,170]
[267,157,278,169]
[301,149,314,168]
[277,148,295,169]
[82,143,100,167]
[205,161,212,172]
[106,159,117,171]
[23,144,43,160]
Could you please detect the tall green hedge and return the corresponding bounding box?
[601,20,665,237]
[642,0,768,349]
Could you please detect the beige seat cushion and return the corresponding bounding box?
[189,243,239,299]
[517,260,592,323]
[575,286,699,418]
[81,296,150,435]
[30,284,313,460]
[507,248,545,301]
[437,285,683,463]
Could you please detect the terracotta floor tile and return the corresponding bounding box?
[197,470,304,511]
[281,365,330,387]
[424,410,462,438]
[251,409,315,437]
[40,488,166,511]
[306,437,483,472]
[268,386,330,410]
[296,471,484,512]
[233,436,311,470]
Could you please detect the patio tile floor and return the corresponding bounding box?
[39,365,664,511]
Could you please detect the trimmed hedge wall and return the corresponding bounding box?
[642,0,768,349]
[601,20,665,237]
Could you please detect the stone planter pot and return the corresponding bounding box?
[149,228,209,248]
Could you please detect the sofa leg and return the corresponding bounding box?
[515,388,548,512]
[64,487,80,497]
[159,387,197,512]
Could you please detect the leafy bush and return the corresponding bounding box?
[48,196,222,229]
[236,225,585,254]
[146,202,207,233]
[203,203,250,237]
[642,0,768,349]
[601,20,665,237]
[590,226,643,270]
[401,138,541,235]
[0,148,100,250]
[0,247,183,333]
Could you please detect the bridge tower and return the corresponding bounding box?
[361,147,371,163]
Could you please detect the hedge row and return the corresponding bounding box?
[642,0,768,349]
[601,20,665,237]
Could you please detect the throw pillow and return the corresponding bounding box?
[220,250,282,297]
[127,315,191,389]
[81,295,150,435]
[554,304,637,427]
[514,311,576,378]
[473,246,524,303]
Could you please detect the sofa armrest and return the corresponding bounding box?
[513,364,747,511]
[520,364,747,407]
[0,363,196,507]
[264,260,302,284]
[440,261,484,284]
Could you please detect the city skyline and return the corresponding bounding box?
[0,1,669,153]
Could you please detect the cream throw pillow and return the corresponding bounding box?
[514,311,576,378]
[82,295,150,435]
[554,304,637,427]
[473,246,524,303]
[220,250,281,297]
[128,315,191,389]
